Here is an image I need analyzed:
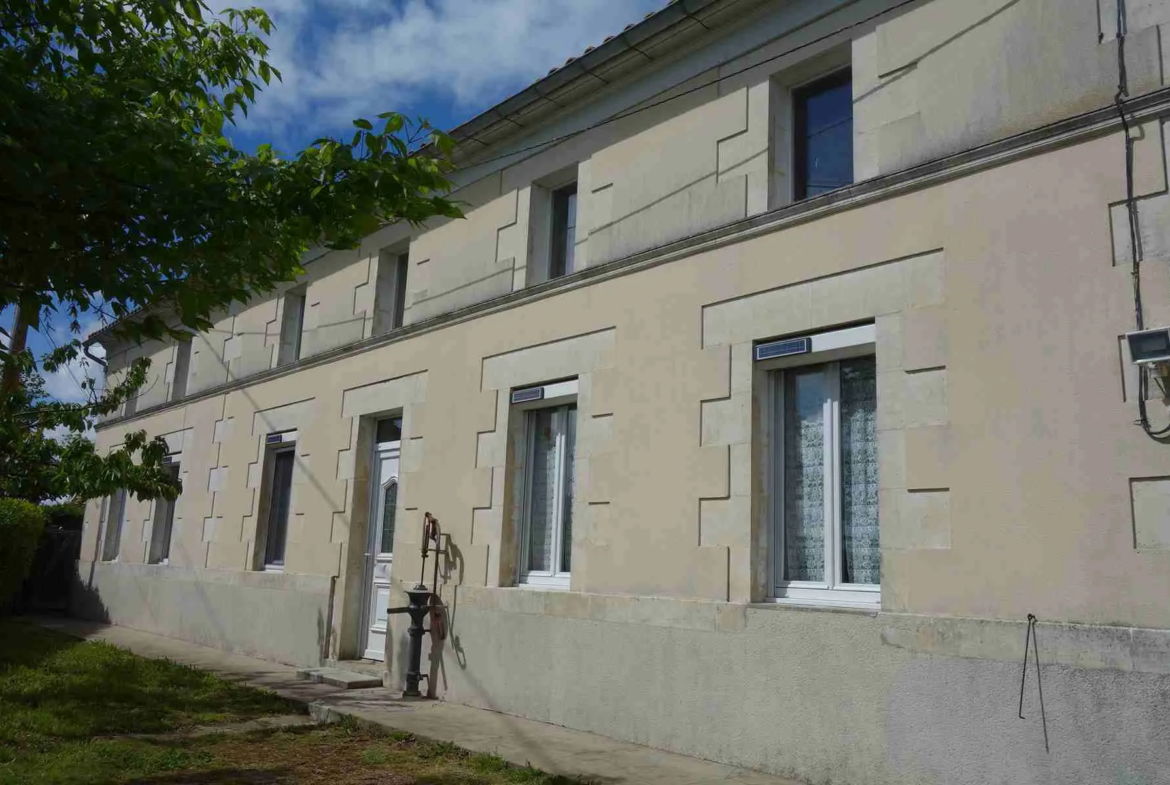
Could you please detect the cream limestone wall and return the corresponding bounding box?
[103,337,182,414]
[474,330,615,589]
[84,116,1170,627]
[700,251,947,603]
[406,174,525,324]
[98,0,1168,404]
[853,0,1164,179]
[580,79,771,267]
[77,1,1170,778]
[79,93,1170,785]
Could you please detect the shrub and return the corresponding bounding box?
[0,498,47,606]
[42,501,84,531]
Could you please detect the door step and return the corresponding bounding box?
[295,666,383,690]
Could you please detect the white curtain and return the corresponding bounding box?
[560,408,577,573]
[784,368,826,582]
[840,357,879,585]
[527,408,558,573]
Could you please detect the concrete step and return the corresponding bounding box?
[295,666,383,690]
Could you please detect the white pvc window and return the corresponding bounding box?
[519,403,577,588]
[762,324,879,607]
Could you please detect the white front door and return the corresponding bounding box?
[361,435,399,661]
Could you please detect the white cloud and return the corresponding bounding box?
[38,314,106,406]
[223,0,666,145]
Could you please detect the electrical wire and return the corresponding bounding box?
[88,1,920,341]
[1115,0,1170,438]
[455,0,922,174]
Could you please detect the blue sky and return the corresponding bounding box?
[223,0,667,154]
[4,0,666,405]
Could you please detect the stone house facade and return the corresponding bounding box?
[81,1,1170,782]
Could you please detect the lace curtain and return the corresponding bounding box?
[525,406,576,575]
[527,408,558,573]
[840,357,879,585]
[784,368,827,582]
[782,358,880,585]
[560,408,577,573]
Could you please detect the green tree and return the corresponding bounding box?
[0,0,461,505]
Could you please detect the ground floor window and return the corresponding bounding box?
[148,463,181,564]
[767,332,879,606]
[519,403,577,588]
[259,446,295,570]
[101,490,127,562]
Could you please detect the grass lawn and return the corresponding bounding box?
[0,620,587,784]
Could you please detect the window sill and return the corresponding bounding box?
[757,597,880,615]
[513,580,570,592]
[263,565,285,574]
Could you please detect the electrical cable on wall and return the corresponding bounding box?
[1114,0,1170,439]
[456,0,924,173]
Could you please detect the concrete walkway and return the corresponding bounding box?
[34,617,800,785]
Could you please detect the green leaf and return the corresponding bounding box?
[0,0,458,504]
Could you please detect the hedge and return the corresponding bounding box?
[43,501,85,531]
[0,498,47,606]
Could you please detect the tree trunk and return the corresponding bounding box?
[1,303,30,396]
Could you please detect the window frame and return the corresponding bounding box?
[256,434,297,572]
[512,379,578,590]
[170,339,192,401]
[277,289,306,366]
[101,489,127,562]
[373,249,410,335]
[548,182,578,280]
[147,461,182,565]
[391,252,409,329]
[758,324,879,608]
[792,67,854,202]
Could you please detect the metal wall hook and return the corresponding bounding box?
[1017,613,1050,754]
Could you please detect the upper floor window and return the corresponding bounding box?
[170,339,191,401]
[277,288,306,366]
[373,248,409,335]
[793,69,853,200]
[549,183,578,279]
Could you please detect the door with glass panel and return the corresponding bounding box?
[361,418,401,661]
[773,355,879,604]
